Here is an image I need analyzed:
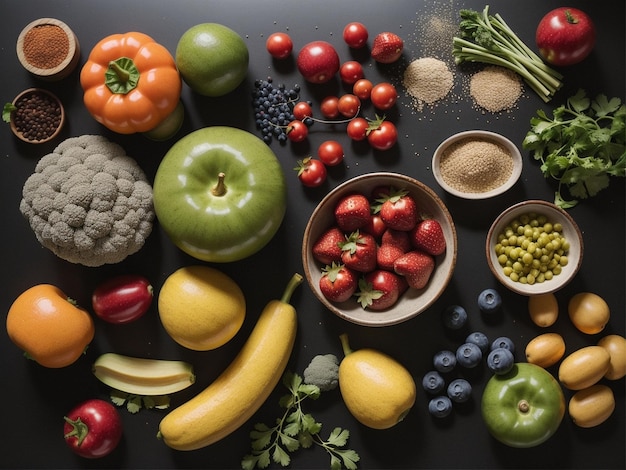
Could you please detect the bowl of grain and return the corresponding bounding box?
[16,18,80,81]
[486,200,583,296]
[302,172,457,327]
[432,130,523,199]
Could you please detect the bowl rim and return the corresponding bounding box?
[10,87,65,144]
[485,199,584,296]
[432,129,523,199]
[302,171,458,326]
[16,17,80,78]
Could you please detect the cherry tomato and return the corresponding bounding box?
[320,96,340,119]
[343,22,369,48]
[287,120,308,142]
[370,82,398,110]
[295,157,327,187]
[368,120,398,151]
[266,32,293,59]
[293,101,313,121]
[346,117,369,141]
[337,94,361,118]
[353,79,373,100]
[339,61,364,85]
[318,140,345,166]
[64,399,122,459]
[92,274,153,324]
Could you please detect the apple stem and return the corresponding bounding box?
[518,399,530,414]
[211,172,227,197]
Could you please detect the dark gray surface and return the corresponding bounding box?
[1,1,624,468]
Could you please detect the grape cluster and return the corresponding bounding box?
[252,77,302,144]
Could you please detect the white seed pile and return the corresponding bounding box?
[439,138,514,193]
[470,66,523,112]
[403,57,454,110]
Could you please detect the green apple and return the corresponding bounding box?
[481,362,565,448]
[153,126,286,263]
[176,23,249,97]
[143,101,185,141]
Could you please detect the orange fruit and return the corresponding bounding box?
[6,284,95,368]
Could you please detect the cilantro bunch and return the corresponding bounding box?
[241,371,359,470]
[523,89,626,208]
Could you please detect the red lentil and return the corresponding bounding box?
[23,24,69,69]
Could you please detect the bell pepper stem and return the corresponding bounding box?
[63,416,89,446]
[108,60,130,83]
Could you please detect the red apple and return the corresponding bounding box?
[536,7,596,66]
[296,41,340,84]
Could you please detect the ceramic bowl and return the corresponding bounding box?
[486,200,584,296]
[432,130,523,199]
[302,172,457,327]
[9,88,65,144]
[16,18,80,81]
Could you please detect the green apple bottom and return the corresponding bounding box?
[482,362,565,448]
[153,126,287,263]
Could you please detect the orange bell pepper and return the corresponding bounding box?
[80,32,181,134]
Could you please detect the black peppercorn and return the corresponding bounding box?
[12,91,62,142]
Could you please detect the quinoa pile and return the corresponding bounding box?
[439,138,514,193]
[469,66,523,113]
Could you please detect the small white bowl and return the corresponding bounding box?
[302,172,457,327]
[432,130,522,199]
[486,200,584,296]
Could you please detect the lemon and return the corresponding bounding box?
[158,265,245,351]
[338,334,416,429]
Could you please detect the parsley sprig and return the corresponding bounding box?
[241,371,359,470]
[523,89,625,208]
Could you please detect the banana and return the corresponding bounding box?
[93,353,195,396]
[158,273,303,451]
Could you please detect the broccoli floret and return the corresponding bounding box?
[20,135,154,267]
[303,354,339,392]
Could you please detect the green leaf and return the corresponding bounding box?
[3,103,16,123]
[279,433,301,452]
[326,427,350,447]
[271,445,291,467]
[110,389,128,407]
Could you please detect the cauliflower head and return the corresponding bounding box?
[20,135,154,267]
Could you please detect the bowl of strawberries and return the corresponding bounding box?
[302,172,457,326]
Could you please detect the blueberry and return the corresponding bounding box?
[487,348,515,375]
[478,288,502,315]
[491,336,515,354]
[421,370,445,394]
[442,305,468,330]
[456,342,483,368]
[447,378,472,403]
[433,350,457,373]
[428,396,453,418]
[466,331,490,353]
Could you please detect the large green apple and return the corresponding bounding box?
[481,362,565,448]
[176,23,249,97]
[153,126,286,262]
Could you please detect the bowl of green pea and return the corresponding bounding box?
[486,200,583,296]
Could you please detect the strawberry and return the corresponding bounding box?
[319,262,358,303]
[371,32,404,64]
[362,214,386,240]
[312,226,345,265]
[355,269,405,310]
[411,218,446,256]
[381,228,411,252]
[334,193,372,232]
[394,250,435,290]
[376,243,405,270]
[340,230,377,272]
[377,188,418,231]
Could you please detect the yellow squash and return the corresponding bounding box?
[158,273,302,451]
